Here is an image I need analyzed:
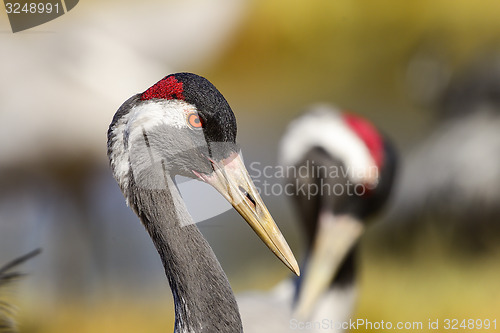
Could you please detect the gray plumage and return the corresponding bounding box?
[108,102,243,332]
[129,181,242,332]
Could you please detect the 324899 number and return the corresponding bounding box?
[5,2,60,14]
[444,318,497,330]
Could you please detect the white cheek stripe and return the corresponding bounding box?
[109,99,196,194]
[109,113,131,194]
[128,99,194,131]
[279,105,378,185]
[126,99,195,145]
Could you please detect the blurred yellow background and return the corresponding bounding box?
[1,0,500,332]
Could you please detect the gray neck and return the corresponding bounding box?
[128,176,242,333]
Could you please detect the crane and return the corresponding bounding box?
[281,105,397,326]
[239,105,397,332]
[107,72,299,332]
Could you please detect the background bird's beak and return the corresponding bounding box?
[293,211,364,319]
[194,151,300,276]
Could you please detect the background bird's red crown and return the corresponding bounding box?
[342,113,384,169]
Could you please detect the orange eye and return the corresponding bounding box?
[187,112,203,129]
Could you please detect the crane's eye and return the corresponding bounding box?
[187,112,203,129]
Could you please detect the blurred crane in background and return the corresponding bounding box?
[388,51,500,251]
[239,105,397,332]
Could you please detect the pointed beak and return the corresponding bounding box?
[293,211,364,319]
[194,151,300,276]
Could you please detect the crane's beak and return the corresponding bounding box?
[194,151,300,276]
[293,211,364,319]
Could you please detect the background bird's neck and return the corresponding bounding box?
[129,176,242,333]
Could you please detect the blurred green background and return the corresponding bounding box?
[1,0,500,332]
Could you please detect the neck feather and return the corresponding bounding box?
[128,176,242,333]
